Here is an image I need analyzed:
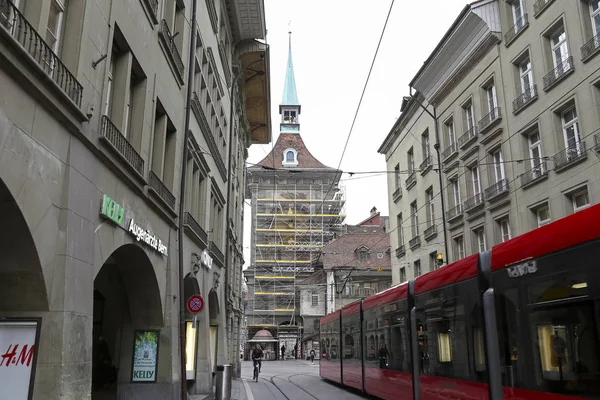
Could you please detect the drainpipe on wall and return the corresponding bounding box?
[178,1,198,399]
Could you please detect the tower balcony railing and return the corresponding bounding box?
[0,0,83,107]
[543,56,574,91]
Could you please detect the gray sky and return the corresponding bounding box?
[243,0,470,267]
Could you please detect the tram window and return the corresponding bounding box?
[528,272,588,304]
[495,288,522,388]
[473,327,486,372]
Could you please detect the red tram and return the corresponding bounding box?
[320,203,600,399]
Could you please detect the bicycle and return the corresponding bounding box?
[252,358,262,382]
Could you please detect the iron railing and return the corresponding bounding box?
[218,41,232,87]
[0,0,83,107]
[205,0,219,33]
[405,171,416,189]
[464,192,484,212]
[543,56,574,91]
[392,187,402,203]
[424,224,437,239]
[100,115,145,176]
[478,107,501,132]
[184,212,208,245]
[159,19,184,79]
[458,126,478,148]
[442,141,458,161]
[521,161,548,187]
[485,179,509,200]
[446,204,463,221]
[419,155,432,173]
[554,141,587,170]
[533,0,555,17]
[149,171,176,210]
[191,92,227,179]
[513,85,537,114]
[142,0,159,22]
[395,245,406,258]
[595,133,600,152]
[582,32,600,61]
[209,241,225,267]
[505,14,528,45]
[409,235,421,249]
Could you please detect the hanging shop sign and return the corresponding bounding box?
[131,330,160,382]
[200,249,213,269]
[0,319,41,400]
[100,194,168,257]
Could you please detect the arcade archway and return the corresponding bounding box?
[92,244,163,398]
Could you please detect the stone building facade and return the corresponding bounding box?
[379,0,600,284]
[0,0,270,399]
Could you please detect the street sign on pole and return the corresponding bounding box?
[187,295,204,314]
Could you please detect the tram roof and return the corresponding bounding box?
[341,300,362,317]
[320,309,340,325]
[362,282,408,311]
[414,253,479,295]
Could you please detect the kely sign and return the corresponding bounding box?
[100,194,168,257]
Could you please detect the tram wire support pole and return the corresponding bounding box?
[178,0,198,398]
[404,88,449,266]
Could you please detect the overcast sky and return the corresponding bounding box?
[242,0,470,266]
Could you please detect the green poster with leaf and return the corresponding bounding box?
[132,330,159,382]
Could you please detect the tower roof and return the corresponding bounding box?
[281,30,299,107]
[255,133,331,169]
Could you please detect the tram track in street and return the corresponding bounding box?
[259,372,320,400]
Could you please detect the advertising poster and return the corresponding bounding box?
[131,330,159,382]
[0,320,40,400]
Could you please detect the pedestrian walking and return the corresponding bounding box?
[281,344,285,360]
[310,349,316,364]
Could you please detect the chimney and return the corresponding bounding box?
[370,206,377,216]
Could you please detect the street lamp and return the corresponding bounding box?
[401,93,449,267]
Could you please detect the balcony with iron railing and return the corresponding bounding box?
[424,224,437,241]
[209,241,225,267]
[0,0,83,107]
[505,14,529,46]
[392,186,402,203]
[484,179,509,201]
[458,126,478,149]
[191,92,227,179]
[149,171,176,211]
[218,41,232,86]
[478,107,501,134]
[409,235,421,250]
[183,212,208,246]
[513,85,538,114]
[446,203,463,222]
[395,245,406,258]
[405,171,417,190]
[100,115,145,177]
[533,0,555,18]
[521,160,548,189]
[582,32,600,62]
[142,0,159,23]
[442,141,458,163]
[159,19,185,81]
[595,133,600,152]
[554,141,587,172]
[420,155,433,175]
[543,57,574,91]
[463,192,484,213]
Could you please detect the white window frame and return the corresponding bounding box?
[311,291,319,307]
[512,0,525,29]
[400,267,407,283]
[423,133,431,161]
[394,164,401,189]
[415,260,421,277]
[454,236,465,260]
[551,26,569,67]
[105,57,115,116]
[397,214,404,245]
[486,84,498,113]
[561,107,582,154]
[492,149,505,182]
[411,202,419,236]
[572,190,590,212]
[475,228,486,252]
[499,218,511,242]
[470,165,481,196]
[408,149,415,172]
[590,0,600,36]
[536,204,551,227]
[451,179,461,208]
[282,148,298,166]
[528,131,544,174]
[465,104,475,131]
[426,189,435,225]
[46,0,65,53]
[519,57,534,93]
[447,120,456,145]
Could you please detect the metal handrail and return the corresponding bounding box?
[419,155,432,172]
[446,204,463,220]
[505,14,528,44]
[409,235,421,249]
[210,241,225,266]
[464,192,484,211]
[424,224,437,238]
[513,85,537,113]
[395,245,406,258]
[582,32,600,60]
[184,212,208,244]
[484,179,509,200]
[0,0,83,106]
[405,171,416,188]
[458,126,478,148]
[442,142,458,160]
[543,56,574,90]
[478,107,501,131]
[533,0,555,17]
[149,171,176,210]
[159,19,185,79]
[554,141,587,169]
[100,115,145,176]
[521,161,548,186]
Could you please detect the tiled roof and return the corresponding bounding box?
[255,133,332,169]
[321,233,391,271]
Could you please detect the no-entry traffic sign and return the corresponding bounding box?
[187,295,204,314]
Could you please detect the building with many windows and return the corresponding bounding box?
[0,0,270,398]
[379,0,600,284]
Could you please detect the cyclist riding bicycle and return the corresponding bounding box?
[252,344,263,381]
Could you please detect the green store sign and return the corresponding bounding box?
[101,194,125,225]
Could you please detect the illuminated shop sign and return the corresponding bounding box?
[100,194,168,257]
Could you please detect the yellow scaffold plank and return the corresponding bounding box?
[256,213,346,217]
[255,276,296,279]
[256,229,324,232]
[255,260,312,263]
[274,308,295,311]
[257,198,343,202]
[256,244,320,247]
[254,292,294,295]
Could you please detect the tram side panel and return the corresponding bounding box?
[320,310,342,384]
[341,301,364,392]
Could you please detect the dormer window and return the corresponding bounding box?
[283,110,297,124]
[282,148,298,166]
[356,245,369,262]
